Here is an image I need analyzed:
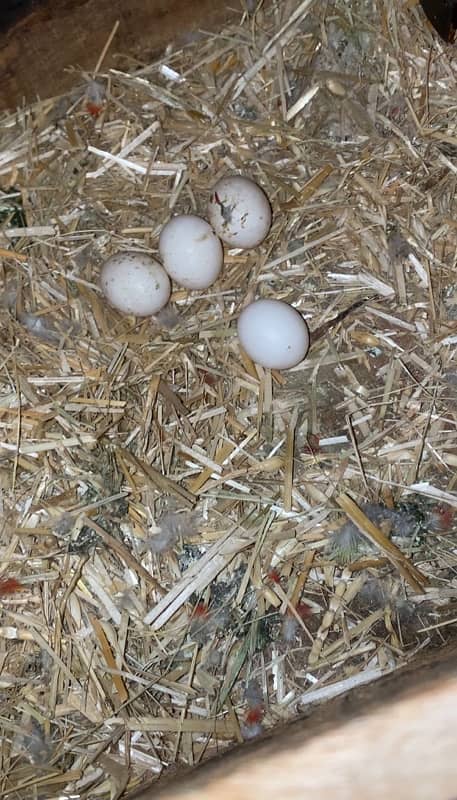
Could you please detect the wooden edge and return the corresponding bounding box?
[0,0,244,111]
[128,642,457,800]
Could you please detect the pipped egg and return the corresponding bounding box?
[208,175,272,249]
[100,252,170,316]
[159,214,223,289]
[238,299,309,370]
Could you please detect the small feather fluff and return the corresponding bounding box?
[329,503,421,563]
[144,511,196,554]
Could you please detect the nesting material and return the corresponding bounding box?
[0,0,457,798]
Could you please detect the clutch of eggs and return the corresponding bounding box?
[238,299,310,370]
[208,175,272,249]
[159,214,223,289]
[100,252,171,316]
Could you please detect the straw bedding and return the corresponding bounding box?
[0,0,456,796]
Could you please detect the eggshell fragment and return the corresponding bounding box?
[208,175,272,249]
[237,299,309,370]
[100,252,171,316]
[159,215,223,289]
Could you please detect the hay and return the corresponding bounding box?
[0,0,456,796]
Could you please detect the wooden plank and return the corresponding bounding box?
[127,643,457,800]
[0,0,243,110]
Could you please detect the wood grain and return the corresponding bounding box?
[0,0,243,110]
[128,643,457,800]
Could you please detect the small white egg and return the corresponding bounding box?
[159,215,223,290]
[208,175,272,249]
[100,252,170,316]
[238,299,309,370]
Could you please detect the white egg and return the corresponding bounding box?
[238,299,309,370]
[100,252,171,316]
[159,215,223,289]
[208,175,272,249]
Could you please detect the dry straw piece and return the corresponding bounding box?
[1,0,457,797]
